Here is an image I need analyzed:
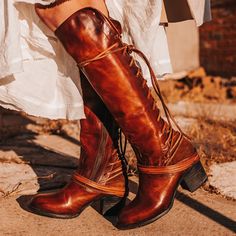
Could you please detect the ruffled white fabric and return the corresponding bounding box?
[106,0,172,79]
[0,0,172,120]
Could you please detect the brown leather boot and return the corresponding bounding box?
[53,7,207,227]
[29,72,127,218]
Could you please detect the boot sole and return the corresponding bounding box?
[117,161,208,230]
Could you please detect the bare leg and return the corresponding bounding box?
[35,0,109,32]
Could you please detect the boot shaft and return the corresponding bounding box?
[55,7,196,167]
[77,72,122,183]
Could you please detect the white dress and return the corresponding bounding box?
[0,0,172,120]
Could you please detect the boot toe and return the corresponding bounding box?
[117,205,136,228]
[117,196,169,229]
[29,193,57,215]
[117,202,150,229]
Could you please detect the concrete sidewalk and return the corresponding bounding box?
[0,133,235,236]
[0,182,235,236]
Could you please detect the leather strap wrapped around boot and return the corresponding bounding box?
[54,7,207,227]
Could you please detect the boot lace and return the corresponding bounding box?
[78,42,190,165]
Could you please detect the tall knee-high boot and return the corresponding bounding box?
[29,72,127,218]
[52,7,207,228]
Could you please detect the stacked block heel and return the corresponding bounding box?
[181,161,208,192]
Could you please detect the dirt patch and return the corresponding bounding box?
[188,118,236,200]
[124,117,236,178]
[159,70,236,104]
[157,71,236,170]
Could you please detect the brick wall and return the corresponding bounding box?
[199,1,236,77]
